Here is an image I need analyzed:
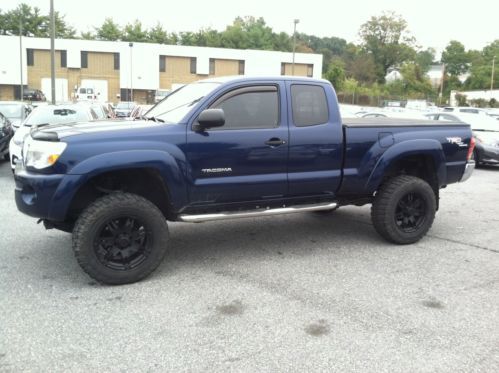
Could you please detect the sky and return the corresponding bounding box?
[4,0,499,55]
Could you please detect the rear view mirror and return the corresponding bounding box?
[195,109,225,131]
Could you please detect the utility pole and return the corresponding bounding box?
[439,64,445,106]
[19,16,23,102]
[129,42,134,102]
[491,56,496,91]
[292,19,299,76]
[50,0,56,104]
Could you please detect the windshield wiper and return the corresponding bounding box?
[142,115,165,123]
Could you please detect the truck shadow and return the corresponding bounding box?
[160,207,381,275]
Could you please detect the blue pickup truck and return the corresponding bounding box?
[14,76,475,284]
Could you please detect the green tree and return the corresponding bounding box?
[0,4,74,38]
[220,17,274,50]
[325,61,346,91]
[80,31,96,40]
[415,48,435,73]
[148,23,171,44]
[123,20,148,42]
[359,11,416,83]
[441,41,470,76]
[399,62,434,97]
[463,40,499,90]
[95,18,122,41]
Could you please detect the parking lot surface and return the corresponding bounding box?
[1,160,499,372]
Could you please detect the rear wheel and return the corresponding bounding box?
[371,175,436,244]
[471,149,480,167]
[72,192,169,285]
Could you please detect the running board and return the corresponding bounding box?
[179,202,338,223]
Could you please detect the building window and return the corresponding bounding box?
[238,60,245,75]
[159,56,166,72]
[209,58,215,75]
[60,50,67,68]
[307,64,313,77]
[114,53,120,70]
[81,51,88,68]
[281,63,286,76]
[190,57,197,74]
[26,49,34,66]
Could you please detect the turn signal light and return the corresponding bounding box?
[467,136,476,161]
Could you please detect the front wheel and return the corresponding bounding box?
[72,193,169,285]
[371,176,436,244]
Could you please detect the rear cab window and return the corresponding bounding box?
[291,84,329,127]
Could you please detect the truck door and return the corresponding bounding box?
[185,83,289,205]
[286,82,344,196]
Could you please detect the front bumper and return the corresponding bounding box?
[460,161,475,182]
[14,164,83,222]
[15,165,66,219]
[8,138,21,169]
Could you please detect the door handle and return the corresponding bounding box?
[265,138,286,147]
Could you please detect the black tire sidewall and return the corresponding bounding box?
[74,194,168,284]
[373,176,436,244]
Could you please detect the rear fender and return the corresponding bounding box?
[365,139,447,194]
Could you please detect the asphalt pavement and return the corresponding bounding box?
[1,160,499,372]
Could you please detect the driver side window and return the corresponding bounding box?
[210,86,279,130]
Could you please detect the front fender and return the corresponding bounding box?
[365,139,447,194]
[47,150,189,221]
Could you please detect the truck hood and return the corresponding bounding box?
[33,119,162,139]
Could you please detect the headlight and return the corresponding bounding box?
[12,131,27,146]
[24,139,67,169]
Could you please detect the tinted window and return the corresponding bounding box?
[114,53,120,70]
[190,57,197,74]
[159,56,166,72]
[81,51,88,68]
[27,49,34,66]
[291,85,329,126]
[60,50,67,68]
[213,88,279,130]
[460,108,479,114]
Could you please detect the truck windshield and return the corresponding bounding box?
[146,82,220,123]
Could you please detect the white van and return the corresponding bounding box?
[75,87,98,101]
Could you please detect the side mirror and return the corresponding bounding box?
[195,108,225,131]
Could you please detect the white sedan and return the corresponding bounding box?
[9,104,97,169]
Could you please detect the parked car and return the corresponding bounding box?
[9,104,98,169]
[425,112,499,166]
[23,88,46,102]
[154,89,171,103]
[14,76,475,284]
[0,112,14,161]
[74,87,98,101]
[442,107,488,114]
[0,101,33,131]
[127,104,153,120]
[80,101,115,120]
[114,101,137,118]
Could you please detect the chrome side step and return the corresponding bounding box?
[179,202,338,223]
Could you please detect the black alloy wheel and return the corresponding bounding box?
[394,192,427,233]
[94,216,150,271]
[371,175,436,244]
[73,193,169,285]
